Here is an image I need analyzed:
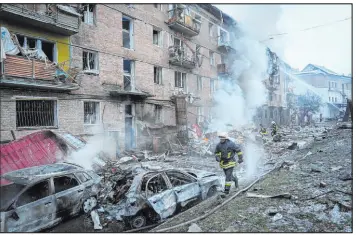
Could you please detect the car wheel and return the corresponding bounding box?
[83,196,97,213]
[207,186,217,198]
[131,215,146,229]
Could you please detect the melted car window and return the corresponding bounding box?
[145,174,168,197]
[54,175,79,193]
[17,181,50,207]
[166,171,195,187]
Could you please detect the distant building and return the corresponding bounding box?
[294,64,352,119]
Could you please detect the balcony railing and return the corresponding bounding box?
[217,39,235,54]
[167,6,201,37]
[168,46,196,69]
[0,4,80,36]
[1,55,79,91]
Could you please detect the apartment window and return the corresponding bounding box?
[329,97,331,102]
[124,59,134,91]
[153,4,162,10]
[154,105,163,123]
[197,107,203,123]
[154,66,162,84]
[174,71,186,88]
[219,28,229,44]
[269,92,273,101]
[122,16,133,49]
[16,100,57,128]
[209,23,214,38]
[197,76,202,91]
[83,51,98,72]
[82,4,95,25]
[84,102,99,124]
[16,34,56,62]
[270,109,273,119]
[335,97,338,103]
[153,29,162,46]
[209,51,215,66]
[210,79,216,94]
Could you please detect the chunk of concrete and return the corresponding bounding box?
[188,223,202,232]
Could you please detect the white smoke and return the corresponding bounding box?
[66,127,117,169]
[211,5,284,180]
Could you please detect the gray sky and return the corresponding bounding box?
[215,4,352,75]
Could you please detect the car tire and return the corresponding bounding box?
[207,186,217,198]
[130,214,147,229]
[83,196,97,213]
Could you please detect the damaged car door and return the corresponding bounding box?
[53,174,85,218]
[165,171,201,207]
[3,180,56,232]
[145,173,177,219]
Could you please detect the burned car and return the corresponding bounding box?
[0,163,101,232]
[101,168,221,229]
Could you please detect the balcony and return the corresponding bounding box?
[0,55,79,91]
[217,63,232,76]
[168,46,196,69]
[263,79,279,91]
[0,4,80,36]
[167,6,201,37]
[217,39,236,54]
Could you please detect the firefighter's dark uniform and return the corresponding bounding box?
[271,123,277,137]
[215,139,243,194]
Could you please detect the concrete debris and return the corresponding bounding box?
[311,165,323,173]
[287,142,298,150]
[91,210,103,230]
[272,134,282,142]
[188,223,202,232]
[331,166,343,172]
[272,213,283,222]
[338,173,352,181]
[266,207,279,216]
[319,182,327,188]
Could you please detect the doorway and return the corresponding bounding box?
[125,104,135,150]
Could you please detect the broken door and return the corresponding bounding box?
[145,174,177,219]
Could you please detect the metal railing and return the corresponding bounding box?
[167,7,201,33]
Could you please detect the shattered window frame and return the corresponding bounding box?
[153,29,162,47]
[144,173,170,198]
[154,66,162,84]
[174,71,186,88]
[82,4,95,25]
[197,76,203,91]
[82,50,99,72]
[123,59,135,91]
[197,106,204,123]
[16,180,51,208]
[166,171,197,187]
[209,51,215,66]
[122,15,134,49]
[154,104,163,123]
[53,175,80,194]
[210,79,216,94]
[84,101,100,125]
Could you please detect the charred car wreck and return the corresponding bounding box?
[89,167,222,229]
[0,163,101,232]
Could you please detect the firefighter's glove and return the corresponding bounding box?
[215,155,220,162]
[238,155,243,164]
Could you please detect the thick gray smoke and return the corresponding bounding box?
[211,5,284,180]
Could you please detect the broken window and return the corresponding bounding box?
[210,79,216,94]
[209,51,215,66]
[197,76,202,91]
[270,109,273,118]
[154,66,162,84]
[335,97,338,103]
[269,92,273,101]
[54,175,79,193]
[83,51,98,72]
[174,37,182,47]
[219,28,229,44]
[153,29,162,46]
[124,59,134,91]
[16,100,57,128]
[145,174,168,197]
[197,107,203,123]
[76,172,91,183]
[166,171,195,187]
[82,4,95,25]
[17,181,50,207]
[209,23,214,38]
[122,16,133,49]
[15,34,56,61]
[154,105,163,123]
[84,101,100,124]
[329,97,331,102]
[125,105,132,116]
[175,71,186,88]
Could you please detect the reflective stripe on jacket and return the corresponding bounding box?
[215,139,243,169]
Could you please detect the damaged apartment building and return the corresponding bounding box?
[0,4,237,153]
